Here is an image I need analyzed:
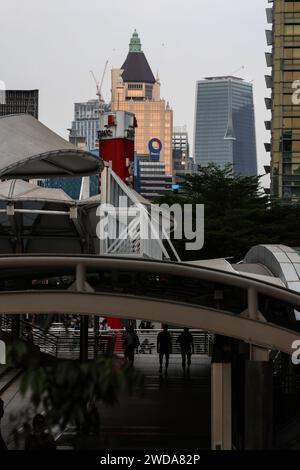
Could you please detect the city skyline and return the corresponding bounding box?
[0,0,269,178]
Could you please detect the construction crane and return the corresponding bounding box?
[90,60,109,110]
[89,61,109,195]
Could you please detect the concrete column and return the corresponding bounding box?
[76,263,86,293]
[211,362,232,450]
[244,360,273,449]
[248,287,258,320]
[245,286,273,449]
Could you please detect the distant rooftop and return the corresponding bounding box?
[121,30,156,84]
[204,76,245,81]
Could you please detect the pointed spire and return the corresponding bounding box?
[224,79,236,141]
[129,30,142,53]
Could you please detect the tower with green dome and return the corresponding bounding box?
[111,30,173,176]
[121,30,155,84]
[129,30,142,53]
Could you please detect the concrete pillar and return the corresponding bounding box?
[248,287,258,320]
[211,362,232,450]
[244,360,273,449]
[76,263,86,293]
[245,286,273,449]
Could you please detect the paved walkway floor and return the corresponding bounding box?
[59,355,212,450]
[1,355,211,451]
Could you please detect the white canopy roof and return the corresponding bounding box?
[0,114,103,179]
[0,180,74,204]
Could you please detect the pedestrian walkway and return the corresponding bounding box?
[105,355,211,450]
[1,355,211,450]
[58,355,211,450]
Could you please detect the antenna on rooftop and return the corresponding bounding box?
[229,65,245,77]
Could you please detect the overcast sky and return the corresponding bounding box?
[0,0,270,177]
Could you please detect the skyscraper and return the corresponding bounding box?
[111,31,173,174]
[172,125,194,174]
[266,1,300,202]
[70,99,109,151]
[193,77,257,176]
[135,157,173,199]
[0,90,39,119]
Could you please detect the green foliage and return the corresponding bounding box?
[7,341,144,435]
[159,164,300,261]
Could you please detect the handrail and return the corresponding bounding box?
[0,255,299,306]
[0,315,59,357]
[0,256,300,354]
[49,328,213,360]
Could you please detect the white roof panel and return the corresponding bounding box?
[0,114,103,179]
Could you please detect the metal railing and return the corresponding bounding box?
[100,166,180,261]
[1,315,213,360]
[0,314,12,333]
[0,314,59,356]
[49,326,214,360]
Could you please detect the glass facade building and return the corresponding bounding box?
[134,156,173,199]
[193,77,257,176]
[266,0,300,202]
[0,90,39,119]
[71,99,109,151]
[173,126,189,160]
[172,125,194,175]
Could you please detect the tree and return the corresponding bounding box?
[159,164,300,261]
[7,340,144,448]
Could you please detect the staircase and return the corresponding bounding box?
[0,366,22,395]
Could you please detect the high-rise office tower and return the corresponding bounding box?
[135,157,173,199]
[172,125,194,173]
[265,1,300,201]
[70,99,109,151]
[0,90,39,119]
[193,77,257,176]
[173,126,189,158]
[111,30,173,174]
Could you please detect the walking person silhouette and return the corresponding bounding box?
[157,325,172,375]
[176,328,194,375]
[123,325,140,366]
